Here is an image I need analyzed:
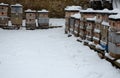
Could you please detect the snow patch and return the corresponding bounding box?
[93,36,100,41]
[71,13,81,19]
[96,44,105,50]
[25,9,36,12]
[0,3,8,6]
[101,21,110,26]
[109,13,120,19]
[94,28,101,33]
[38,9,49,13]
[86,16,96,21]
[11,4,22,7]
[65,6,81,11]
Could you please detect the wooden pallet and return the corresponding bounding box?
[49,26,62,29]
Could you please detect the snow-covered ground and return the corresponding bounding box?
[0,19,120,78]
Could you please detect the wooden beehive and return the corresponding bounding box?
[95,9,116,51]
[64,6,81,34]
[37,9,49,29]
[92,10,103,44]
[74,18,81,37]
[100,12,110,51]
[0,3,9,28]
[86,16,96,42]
[70,13,81,37]
[10,4,23,29]
[108,14,120,59]
[69,16,75,34]
[80,8,96,40]
[25,9,36,30]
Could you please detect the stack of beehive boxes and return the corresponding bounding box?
[65,6,120,59]
[0,3,9,28]
[25,9,36,30]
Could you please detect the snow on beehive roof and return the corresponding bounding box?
[38,9,49,13]
[0,3,8,6]
[71,13,81,19]
[80,8,95,13]
[95,8,112,14]
[25,9,36,12]
[102,8,110,13]
[109,13,120,20]
[80,8,118,14]
[86,16,96,21]
[11,4,22,7]
[101,21,110,26]
[65,6,81,11]
[111,9,120,13]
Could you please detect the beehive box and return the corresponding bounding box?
[80,8,96,40]
[70,13,81,37]
[108,14,120,59]
[64,6,81,34]
[0,3,9,28]
[25,9,36,30]
[37,9,49,29]
[11,4,23,29]
[86,17,96,42]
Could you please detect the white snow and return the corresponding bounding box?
[11,4,22,7]
[65,6,81,11]
[93,36,100,41]
[112,0,120,10]
[117,60,120,63]
[94,28,101,33]
[8,21,12,26]
[86,35,92,38]
[109,13,120,19]
[116,31,120,34]
[74,30,78,34]
[111,9,120,13]
[100,40,107,45]
[84,39,90,43]
[71,13,81,19]
[96,44,105,50]
[22,20,26,27]
[25,9,36,12]
[105,53,115,60]
[35,19,38,27]
[89,41,95,46]
[0,3,8,6]
[86,16,96,21]
[101,21,110,26]
[0,19,120,78]
[49,18,65,27]
[38,9,49,13]
[80,8,95,13]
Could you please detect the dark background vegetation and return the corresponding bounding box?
[0,0,90,18]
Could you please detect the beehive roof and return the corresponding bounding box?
[80,8,119,14]
[65,6,81,11]
[25,9,36,13]
[11,4,22,7]
[38,9,49,13]
[0,3,8,6]
[80,8,95,13]
[109,13,120,20]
